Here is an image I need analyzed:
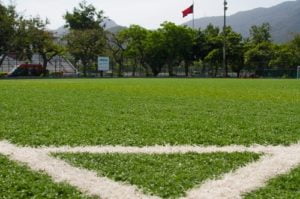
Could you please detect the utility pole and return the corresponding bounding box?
[223,0,228,77]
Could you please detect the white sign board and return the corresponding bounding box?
[98,57,110,71]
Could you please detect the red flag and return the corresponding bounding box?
[182,5,194,18]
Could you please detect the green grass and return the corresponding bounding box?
[0,79,299,198]
[0,154,93,199]
[245,165,300,199]
[54,152,260,198]
[0,79,299,146]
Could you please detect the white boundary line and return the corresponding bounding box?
[0,141,158,199]
[183,144,300,199]
[0,140,300,199]
[42,145,276,154]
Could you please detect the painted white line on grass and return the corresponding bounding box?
[0,141,158,199]
[0,140,300,199]
[183,144,300,199]
[42,144,279,154]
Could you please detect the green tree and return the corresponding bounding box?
[178,27,196,76]
[244,23,274,76]
[192,29,207,61]
[107,32,127,77]
[119,25,149,76]
[249,23,272,44]
[269,44,296,69]
[12,17,35,61]
[64,1,105,30]
[144,30,167,76]
[204,49,222,77]
[64,1,107,76]
[27,17,63,74]
[225,27,245,77]
[65,29,106,76]
[8,16,63,74]
[289,34,300,66]
[244,42,274,76]
[202,24,223,76]
[0,3,17,66]
[158,22,195,76]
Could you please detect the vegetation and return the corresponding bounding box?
[0,154,93,199]
[0,3,62,73]
[55,152,260,198]
[1,1,300,77]
[0,79,299,146]
[0,78,298,198]
[0,72,8,77]
[63,1,107,77]
[0,2,299,197]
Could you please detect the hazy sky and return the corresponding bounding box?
[2,0,292,29]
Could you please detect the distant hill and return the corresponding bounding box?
[106,26,127,34]
[102,18,118,29]
[53,18,123,37]
[184,0,300,43]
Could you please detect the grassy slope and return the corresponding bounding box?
[0,79,299,146]
[244,165,300,199]
[55,152,260,198]
[0,154,93,199]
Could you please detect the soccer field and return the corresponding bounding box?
[0,79,299,198]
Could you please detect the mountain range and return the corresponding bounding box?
[184,0,300,43]
[53,18,125,36]
[54,1,300,43]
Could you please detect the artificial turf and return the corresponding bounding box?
[0,154,93,199]
[54,152,261,198]
[244,165,300,199]
[0,79,299,146]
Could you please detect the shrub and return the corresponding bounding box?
[0,72,8,78]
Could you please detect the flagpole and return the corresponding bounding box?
[193,0,195,28]
[223,0,228,77]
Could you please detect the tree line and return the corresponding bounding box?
[1,2,300,77]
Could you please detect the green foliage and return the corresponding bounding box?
[64,1,105,30]
[0,3,16,55]
[0,72,8,77]
[109,22,299,77]
[204,48,222,76]
[27,17,64,72]
[0,79,299,146]
[144,30,167,76]
[0,3,18,67]
[55,152,260,198]
[244,42,275,74]
[116,22,197,76]
[11,17,35,61]
[118,25,149,75]
[1,1,300,77]
[269,44,297,69]
[225,27,244,76]
[0,154,93,199]
[0,5,62,72]
[63,1,107,76]
[245,166,300,199]
[158,22,195,76]
[65,29,107,76]
[249,23,272,44]
[289,34,300,66]
[106,32,127,77]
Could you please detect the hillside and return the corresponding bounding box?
[184,0,300,43]
[53,18,122,37]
